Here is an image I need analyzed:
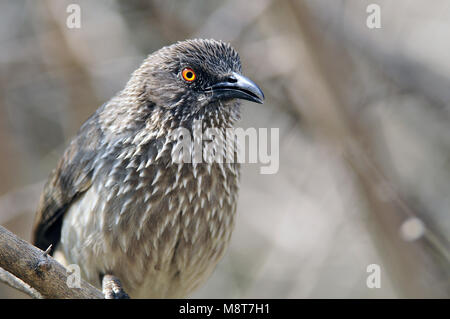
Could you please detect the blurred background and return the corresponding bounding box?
[0,0,449,298]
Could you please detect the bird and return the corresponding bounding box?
[32,39,264,298]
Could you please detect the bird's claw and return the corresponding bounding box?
[104,287,130,299]
[102,274,130,299]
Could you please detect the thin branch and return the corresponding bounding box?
[0,225,104,299]
[0,267,42,298]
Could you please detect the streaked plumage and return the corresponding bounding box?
[32,39,263,298]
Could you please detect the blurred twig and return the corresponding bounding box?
[195,0,272,42]
[305,1,450,112]
[42,0,100,131]
[286,0,449,297]
[0,267,42,299]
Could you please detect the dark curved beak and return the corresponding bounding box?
[209,72,264,104]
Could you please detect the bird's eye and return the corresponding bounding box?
[181,68,196,82]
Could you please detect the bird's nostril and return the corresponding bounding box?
[227,76,238,83]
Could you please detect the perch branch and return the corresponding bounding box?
[0,224,104,299]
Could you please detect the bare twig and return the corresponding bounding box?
[0,225,103,299]
[0,267,42,298]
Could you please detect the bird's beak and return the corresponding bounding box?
[209,72,264,104]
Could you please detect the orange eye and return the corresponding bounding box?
[181,68,196,82]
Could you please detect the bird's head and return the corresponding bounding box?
[124,39,264,125]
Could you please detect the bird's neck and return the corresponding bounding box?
[99,92,241,150]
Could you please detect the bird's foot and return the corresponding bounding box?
[102,274,130,299]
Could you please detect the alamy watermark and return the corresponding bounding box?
[366,4,381,29]
[66,264,81,288]
[366,264,381,289]
[66,4,81,29]
[169,120,279,175]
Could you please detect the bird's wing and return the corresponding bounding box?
[32,110,104,252]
